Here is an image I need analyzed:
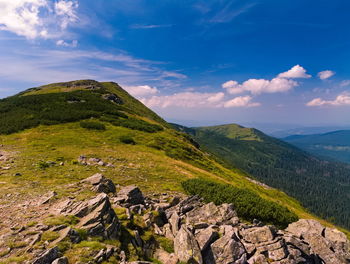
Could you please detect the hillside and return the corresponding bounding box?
[0,80,349,263]
[178,124,350,230]
[284,130,350,163]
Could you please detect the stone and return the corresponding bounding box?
[210,235,246,264]
[174,226,203,264]
[38,191,57,205]
[169,212,180,236]
[154,248,179,264]
[81,173,116,194]
[195,226,219,252]
[76,194,120,239]
[186,202,237,227]
[116,185,144,206]
[32,246,59,264]
[285,219,324,238]
[51,256,68,264]
[241,226,275,244]
[71,193,108,217]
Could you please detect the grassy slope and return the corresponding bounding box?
[284,130,350,163]
[0,81,348,236]
[189,124,350,232]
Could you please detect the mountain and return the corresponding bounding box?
[174,124,350,230]
[269,126,350,138]
[0,80,349,263]
[284,130,350,163]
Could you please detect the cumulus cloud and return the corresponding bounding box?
[277,65,311,79]
[140,92,259,109]
[56,39,78,47]
[222,65,311,95]
[0,0,78,39]
[123,85,159,97]
[223,77,298,95]
[307,93,350,106]
[223,96,260,108]
[317,70,335,80]
[54,0,78,29]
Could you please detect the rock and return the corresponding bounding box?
[195,226,219,252]
[286,219,350,263]
[174,226,203,264]
[154,248,179,264]
[210,235,246,264]
[116,185,144,206]
[37,191,57,205]
[76,194,120,239]
[51,256,68,264]
[81,173,116,194]
[102,93,123,104]
[241,226,275,244]
[71,193,108,217]
[32,246,59,264]
[169,212,180,236]
[324,227,350,255]
[186,202,237,227]
[285,219,324,238]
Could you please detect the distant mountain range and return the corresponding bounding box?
[269,126,350,138]
[172,123,350,229]
[284,130,350,164]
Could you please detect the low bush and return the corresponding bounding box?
[119,135,136,145]
[80,120,106,130]
[181,178,298,228]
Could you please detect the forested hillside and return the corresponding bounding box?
[284,130,350,163]
[176,124,350,229]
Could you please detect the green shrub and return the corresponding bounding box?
[80,120,106,130]
[119,135,136,145]
[181,178,298,228]
[111,117,163,133]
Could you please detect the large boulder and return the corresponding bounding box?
[186,202,237,227]
[81,173,116,194]
[286,219,350,263]
[210,235,246,264]
[195,226,219,252]
[32,247,60,264]
[174,226,203,264]
[75,194,120,239]
[240,226,275,244]
[115,185,145,206]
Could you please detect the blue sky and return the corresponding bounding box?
[0,0,350,127]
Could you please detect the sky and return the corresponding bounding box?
[0,0,350,128]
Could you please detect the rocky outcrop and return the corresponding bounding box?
[81,173,116,194]
[114,185,145,206]
[174,226,203,264]
[286,219,350,263]
[4,175,349,264]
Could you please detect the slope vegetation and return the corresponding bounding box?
[183,124,350,230]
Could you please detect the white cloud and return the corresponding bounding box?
[277,65,311,79]
[223,77,298,95]
[56,39,78,47]
[140,92,259,109]
[130,24,173,29]
[223,96,260,108]
[318,70,335,80]
[0,0,78,39]
[123,85,158,97]
[307,93,350,106]
[0,0,47,39]
[340,80,350,87]
[223,65,311,95]
[54,0,78,29]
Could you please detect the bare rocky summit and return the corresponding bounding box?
[0,174,349,264]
